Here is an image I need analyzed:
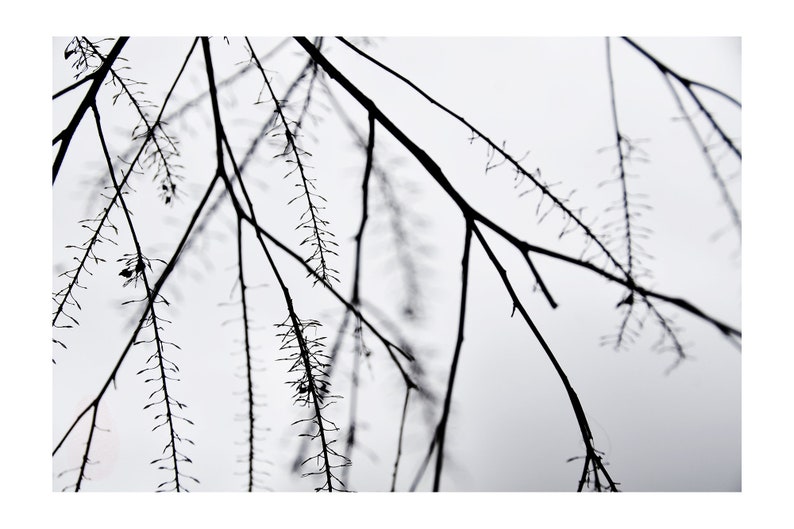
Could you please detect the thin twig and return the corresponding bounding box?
[236,216,256,491]
[390,386,411,492]
[92,103,195,492]
[246,37,338,284]
[433,219,473,491]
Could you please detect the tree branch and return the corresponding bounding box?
[53,37,128,184]
[296,37,740,342]
[622,37,741,160]
[433,219,473,491]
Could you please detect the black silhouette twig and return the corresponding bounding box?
[622,37,741,160]
[245,37,339,285]
[432,219,473,491]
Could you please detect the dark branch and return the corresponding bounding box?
[53,37,128,184]
[433,219,473,491]
[622,37,741,160]
[296,37,740,341]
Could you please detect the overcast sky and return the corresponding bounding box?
[51,35,742,496]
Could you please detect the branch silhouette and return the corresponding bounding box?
[246,37,339,286]
[52,38,198,349]
[295,37,738,341]
[53,37,128,184]
[53,36,740,493]
[622,37,741,160]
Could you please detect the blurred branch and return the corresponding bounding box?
[321,78,426,318]
[663,73,742,239]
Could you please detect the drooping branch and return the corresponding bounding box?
[53,37,128,184]
[53,172,221,457]
[622,37,741,161]
[54,36,740,494]
[52,37,197,340]
[240,213,419,381]
[471,222,619,492]
[203,36,348,492]
[295,37,740,342]
[158,52,319,284]
[286,100,430,478]
[433,219,473,492]
[85,38,184,204]
[73,402,99,492]
[321,78,426,317]
[91,103,196,492]
[606,37,636,281]
[336,36,614,302]
[245,37,338,285]
[352,112,375,306]
[662,72,742,239]
[604,37,658,353]
[236,215,256,492]
[390,386,412,492]
[341,111,376,485]
[77,37,290,200]
[294,37,324,134]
